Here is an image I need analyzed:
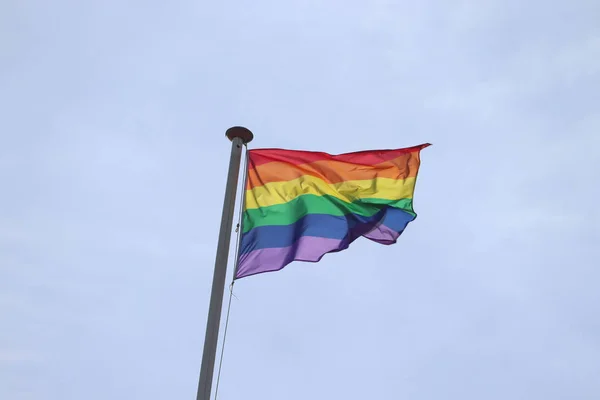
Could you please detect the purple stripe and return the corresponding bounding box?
[235,223,402,279]
[363,223,401,244]
[236,236,345,279]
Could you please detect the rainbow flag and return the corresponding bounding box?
[235,144,430,279]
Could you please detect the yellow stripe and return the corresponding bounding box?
[245,176,417,210]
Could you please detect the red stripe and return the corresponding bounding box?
[246,152,422,189]
[248,144,431,170]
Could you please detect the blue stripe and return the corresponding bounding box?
[378,206,417,232]
[240,207,415,255]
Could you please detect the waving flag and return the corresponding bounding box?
[235,144,430,279]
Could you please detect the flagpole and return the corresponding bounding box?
[196,126,253,400]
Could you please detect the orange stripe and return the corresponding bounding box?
[247,151,422,189]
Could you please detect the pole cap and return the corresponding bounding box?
[226,126,254,144]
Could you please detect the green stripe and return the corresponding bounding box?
[242,194,414,233]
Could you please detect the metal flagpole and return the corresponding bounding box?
[196,126,253,400]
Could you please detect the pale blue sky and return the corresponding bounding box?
[2,1,600,399]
